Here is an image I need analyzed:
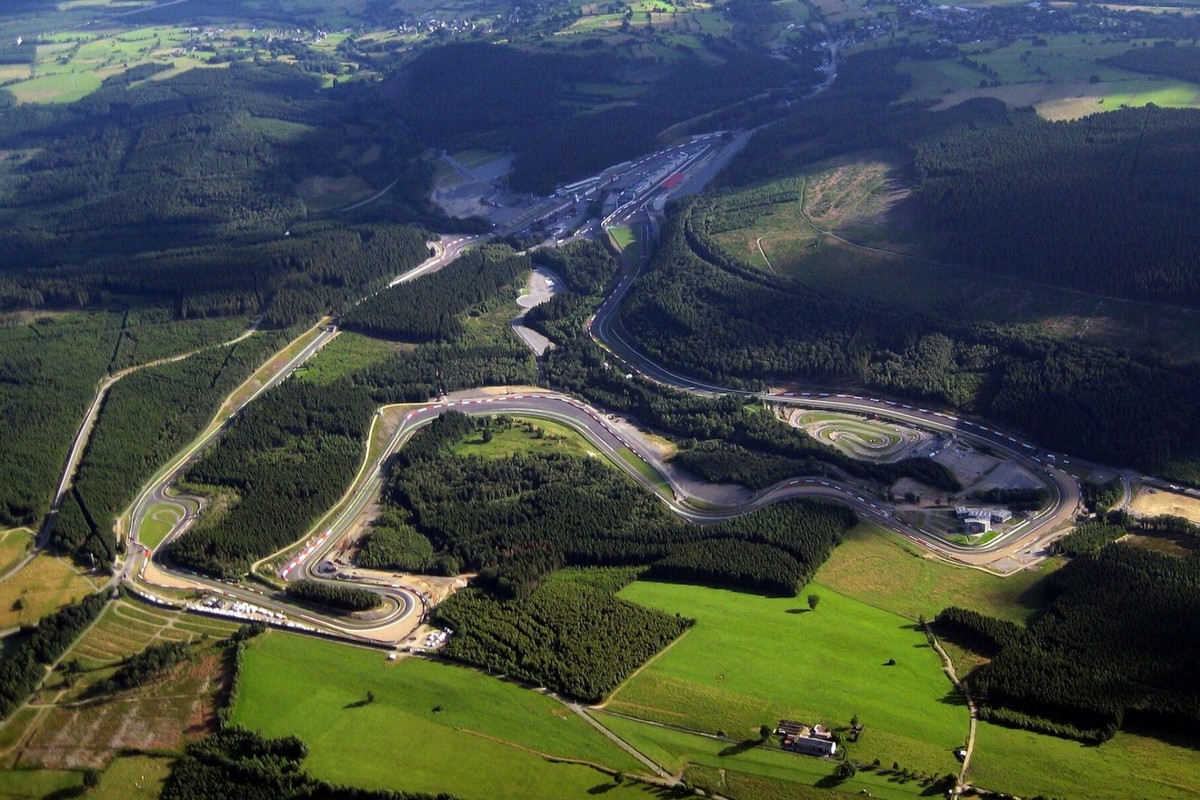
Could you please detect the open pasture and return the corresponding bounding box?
[813,522,1055,623]
[610,581,966,776]
[598,714,941,800]
[231,631,658,800]
[0,556,97,631]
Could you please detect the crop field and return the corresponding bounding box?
[6,601,237,770]
[968,721,1200,800]
[0,556,98,631]
[813,522,1054,623]
[4,26,219,104]
[791,410,919,461]
[597,714,940,800]
[609,581,966,775]
[231,631,660,800]
[451,417,600,460]
[293,333,402,386]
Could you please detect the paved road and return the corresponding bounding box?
[589,212,1081,568]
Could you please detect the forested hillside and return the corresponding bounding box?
[167,251,537,576]
[916,106,1200,306]
[390,42,817,193]
[0,62,436,326]
[382,412,855,597]
[50,331,289,565]
[619,194,1200,482]
[951,543,1200,742]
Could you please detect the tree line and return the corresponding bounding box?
[0,592,108,720]
[616,196,1200,483]
[284,580,382,613]
[949,543,1200,742]
[380,411,857,598]
[434,578,690,703]
[162,726,459,800]
[341,247,530,343]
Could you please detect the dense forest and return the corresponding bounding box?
[167,252,538,577]
[945,542,1200,742]
[390,42,819,193]
[0,62,438,326]
[341,248,529,342]
[617,197,1200,481]
[51,331,289,565]
[435,577,690,702]
[0,311,259,530]
[916,106,1200,306]
[380,412,856,598]
[166,380,377,577]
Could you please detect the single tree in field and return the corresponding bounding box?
[834,761,857,781]
[807,593,821,611]
[760,724,772,741]
[365,689,375,704]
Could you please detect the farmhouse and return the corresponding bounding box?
[776,720,838,757]
[955,506,1012,524]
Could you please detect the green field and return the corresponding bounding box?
[293,332,401,386]
[451,416,600,460]
[815,523,1054,623]
[232,632,660,800]
[89,754,172,800]
[609,581,966,776]
[0,768,82,798]
[135,502,183,551]
[0,529,33,575]
[609,225,642,267]
[968,721,1200,800]
[597,715,942,800]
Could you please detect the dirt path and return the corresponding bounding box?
[755,236,776,273]
[925,622,977,797]
[561,700,677,782]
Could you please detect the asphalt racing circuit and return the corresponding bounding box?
[116,138,1085,648]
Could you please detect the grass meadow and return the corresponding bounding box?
[231,631,661,800]
[597,714,942,800]
[609,581,967,776]
[813,522,1055,623]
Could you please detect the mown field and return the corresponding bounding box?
[231,631,659,800]
[598,714,941,800]
[968,720,1200,800]
[814,522,1056,623]
[451,416,601,460]
[609,580,966,776]
[0,555,97,630]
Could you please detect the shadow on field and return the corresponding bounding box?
[719,738,761,757]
